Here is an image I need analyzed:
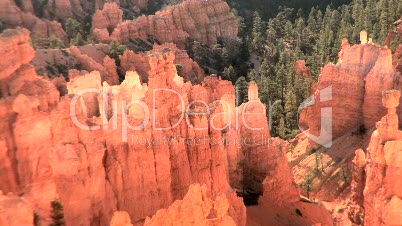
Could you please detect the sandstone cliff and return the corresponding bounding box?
[106,0,238,48]
[362,90,402,225]
[302,33,399,141]
[0,191,33,226]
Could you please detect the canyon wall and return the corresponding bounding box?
[102,0,239,48]
[347,90,402,225]
[362,90,402,225]
[302,34,400,141]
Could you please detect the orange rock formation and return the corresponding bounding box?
[107,0,239,48]
[142,184,239,226]
[362,90,402,226]
[120,43,205,84]
[302,37,399,140]
[91,3,124,43]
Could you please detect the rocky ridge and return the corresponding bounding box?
[93,0,239,48]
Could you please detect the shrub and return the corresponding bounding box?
[175,64,184,75]
[50,200,65,226]
[108,40,127,63]
[336,206,345,213]
[49,37,65,49]
[34,211,40,226]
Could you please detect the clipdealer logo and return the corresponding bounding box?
[69,85,333,147]
[298,86,333,148]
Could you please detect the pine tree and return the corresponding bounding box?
[278,116,286,138]
[398,1,402,17]
[295,18,305,49]
[192,41,203,63]
[365,0,377,34]
[65,18,82,40]
[221,47,230,67]
[285,88,297,130]
[307,7,317,31]
[352,0,364,41]
[70,33,85,46]
[232,8,246,37]
[284,21,295,49]
[109,40,126,55]
[49,37,65,49]
[258,75,270,104]
[378,0,390,43]
[108,40,127,63]
[222,65,236,82]
[316,9,323,33]
[338,5,353,42]
[247,69,258,83]
[302,173,315,199]
[50,200,65,226]
[252,11,264,52]
[235,76,248,106]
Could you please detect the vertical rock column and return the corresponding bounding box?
[364,90,402,226]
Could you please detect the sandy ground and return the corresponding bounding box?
[247,200,334,226]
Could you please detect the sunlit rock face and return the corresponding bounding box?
[142,184,239,226]
[363,90,402,226]
[0,192,33,226]
[301,38,399,141]
[109,0,239,48]
[348,149,366,225]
